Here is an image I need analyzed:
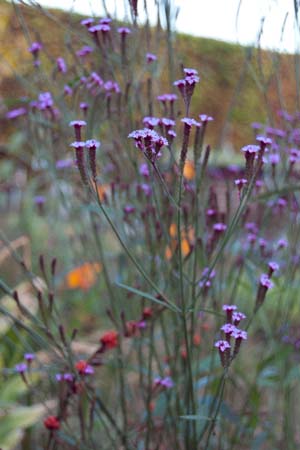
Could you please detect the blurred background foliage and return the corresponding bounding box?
[0,0,298,150]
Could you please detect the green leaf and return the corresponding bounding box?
[115,282,181,313]
[0,404,45,449]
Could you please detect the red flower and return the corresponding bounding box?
[44,416,60,430]
[125,321,138,337]
[142,307,153,320]
[100,330,118,349]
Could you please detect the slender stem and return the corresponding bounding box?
[93,188,180,312]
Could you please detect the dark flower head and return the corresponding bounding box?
[56,57,67,73]
[76,46,93,57]
[81,18,94,27]
[28,42,42,55]
[118,27,131,35]
[146,52,157,63]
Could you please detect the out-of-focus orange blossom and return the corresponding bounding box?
[66,262,102,290]
[165,224,195,260]
[96,184,110,201]
[183,160,195,180]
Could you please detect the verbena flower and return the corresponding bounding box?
[222,304,237,322]
[146,52,157,63]
[28,41,42,55]
[15,362,27,373]
[154,376,174,389]
[232,312,246,325]
[56,57,67,73]
[69,121,87,140]
[128,129,168,163]
[24,353,35,362]
[76,45,93,58]
[199,114,214,123]
[118,27,131,35]
[81,18,94,27]
[143,116,160,128]
[213,223,227,233]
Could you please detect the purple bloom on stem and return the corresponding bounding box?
[81,18,94,27]
[70,141,88,184]
[241,144,260,155]
[215,340,231,368]
[277,238,288,249]
[215,340,231,352]
[231,328,248,357]
[24,353,35,362]
[146,53,157,63]
[100,17,112,24]
[84,365,95,375]
[70,141,86,150]
[34,195,45,205]
[199,114,214,123]
[118,27,131,35]
[154,376,174,389]
[64,85,73,96]
[269,154,280,165]
[86,139,101,149]
[86,139,101,181]
[161,117,175,128]
[181,117,199,128]
[221,323,237,342]
[157,93,177,103]
[124,205,135,214]
[256,136,272,145]
[143,116,160,129]
[56,57,67,73]
[268,261,279,276]
[260,274,274,289]
[139,163,150,178]
[38,92,53,110]
[6,107,27,119]
[76,46,93,58]
[183,68,198,76]
[222,304,237,322]
[213,223,227,233]
[69,120,87,140]
[15,363,27,374]
[28,42,42,55]
[160,376,174,388]
[232,312,246,325]
[168,130,177,140]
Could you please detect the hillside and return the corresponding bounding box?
[0,0,298,149]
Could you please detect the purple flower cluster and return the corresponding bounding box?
[80,71,120,97]
[215,305,247,367]
[154,376,174,389]
[174,67,200,111]
[128,129,168,163]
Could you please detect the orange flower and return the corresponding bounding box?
[96,184,110,202]
[183,160,195,180]
[66,262,102,290]
[100,330,119,350]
